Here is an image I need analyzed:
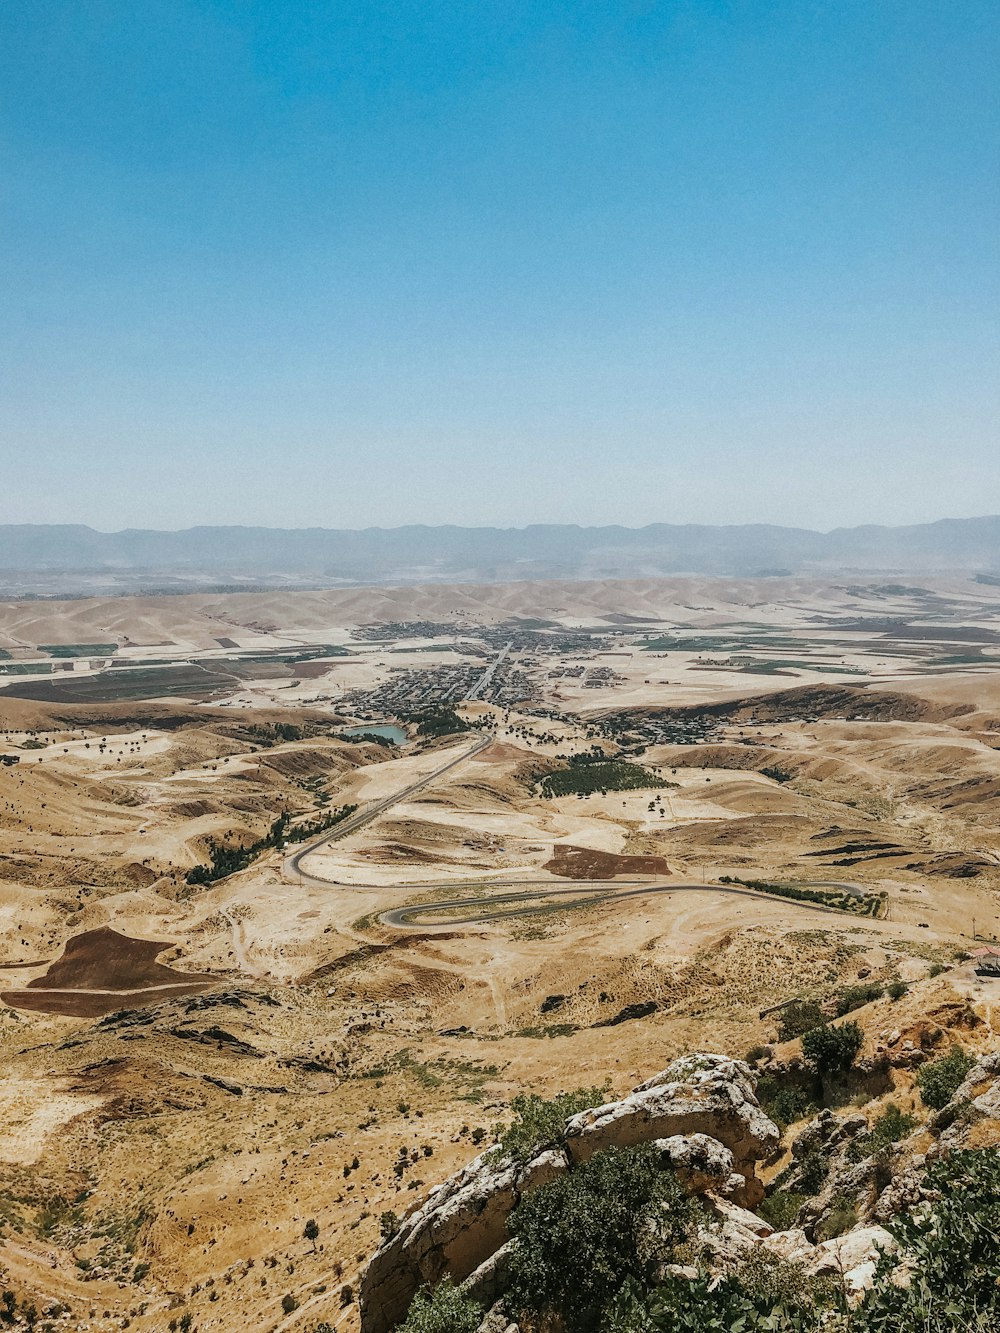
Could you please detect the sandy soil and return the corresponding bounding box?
[0,576,997,1333]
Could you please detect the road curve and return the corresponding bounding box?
[279,730,875,934]
[284,733,493,884]
[380,880,865,929]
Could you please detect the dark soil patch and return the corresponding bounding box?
[544,844,671,880]
[1,926,215,1017]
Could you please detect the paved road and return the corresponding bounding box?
[284,733,493,884]
[280,730,874,933]
[464,641,512,701]
[380,879,862,929]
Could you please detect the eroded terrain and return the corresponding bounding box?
[0,575,999,1332]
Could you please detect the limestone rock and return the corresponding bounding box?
[462,1243,514,1311]
[359,1146,568,1333]
[564,1054,778,1205]
[650,1133,735,1194]
[360,1054,778,1333]
[808,1225,897,1302]
[759,1227,815,1266]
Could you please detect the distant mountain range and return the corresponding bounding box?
[0,517,997,595]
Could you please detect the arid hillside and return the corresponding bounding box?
[0,578,997,1333]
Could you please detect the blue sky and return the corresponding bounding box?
[1,0,997,531]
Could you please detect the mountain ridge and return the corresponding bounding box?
[0,516,997,592]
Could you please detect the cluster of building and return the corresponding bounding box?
[343,658,534,714]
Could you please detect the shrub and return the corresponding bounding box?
[506,1143,702,1332]
[886,980,907,1001]
[281,1294,299,1314]
[758,1190,807,1231]
[538,759,666,799]
[802,1022,863,1077]
[854,1150,1000,1332]
[492,1085,607,1164]
[816,1195,857,1241]
[398,1278,481,1333]
[756,1078,816,1129]
[847,1103,918,1163]
[796,1149,829,1195]
[915,1045,975,1110]
[835,982,884,1015]
[777,1001,826,1042]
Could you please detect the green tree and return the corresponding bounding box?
[802,1021,863,1077]
[506,1143,701,1332]
[303,1218,319,1251]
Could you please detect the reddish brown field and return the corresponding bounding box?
[1,926,215,1017]
[544,843,671,879]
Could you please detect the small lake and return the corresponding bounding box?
[341,724,407,745]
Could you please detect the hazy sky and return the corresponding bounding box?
[1,1,998,532]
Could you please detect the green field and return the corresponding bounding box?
[539,759,668,798]
[0,664,235,703]
[39,643,118,657]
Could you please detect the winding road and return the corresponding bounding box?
[377,879,860,928]
[284,733,493,883]
[280,733,877,933]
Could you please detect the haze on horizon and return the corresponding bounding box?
[1,1,998,534]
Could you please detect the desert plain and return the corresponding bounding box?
[0,574,999,1331]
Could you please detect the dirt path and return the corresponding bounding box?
[220,907,266,978]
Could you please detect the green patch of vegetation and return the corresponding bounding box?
[776,999,827,1042]
[394,1050,444,1090]
[834,981,884,1015]
[0,662,55,674]
[246,722,303,745]
[492,1085,607,1165]
[847,1104,918,1163]
[39,642,117,657]
[399,705,471,737]
[398,1278,482,1333]
[756,1078,816,1129]
[513,1021,580,1039]
[915,1045,975,1110]
[539,755,667,798]
[757,1191,807,1231]
[506,1143,703,1332]
[720,875,884,918]
[186,804,357,884]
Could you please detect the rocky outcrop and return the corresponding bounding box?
[937,1051,1000,1145]
[359,1054,778,1333]
[359,1147,567,1333]
[700,1198,897,1305]
[564,1054,779,1206]
[810,1224,898,1300]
